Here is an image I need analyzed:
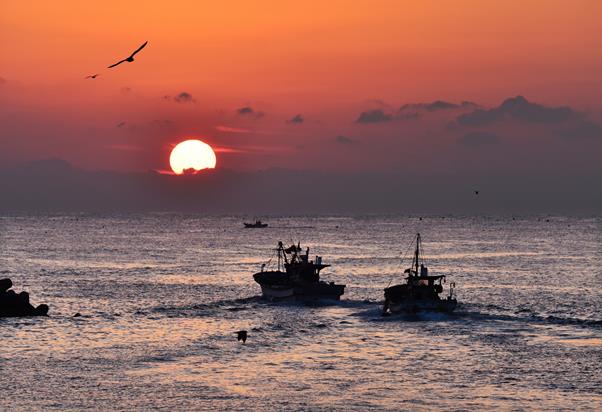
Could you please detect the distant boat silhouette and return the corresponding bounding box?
[244,220,268,228]
[108,41,148,68]
[85,74,100,79]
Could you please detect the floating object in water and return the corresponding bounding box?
[383,233,457,315]
[235,330,248,343]
[253,241,345,301]
[0,278,49,317]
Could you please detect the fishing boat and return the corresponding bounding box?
[244,220,268,228]
[383,233,457,315]
[253,241,345,301]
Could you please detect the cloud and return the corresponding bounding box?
[400,100,479,113]
[335,135,355,144]
[356,109,392,123]
[557,121,602,140]
[457,96,575,127]
[173,92,196,103]
[457,131,501,147]
[163,92,196,103]
[287,114,304,124]
[357,99,478,124]
[236,106,265,118]
[215,125,251,133]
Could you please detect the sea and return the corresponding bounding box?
[1,214,601,411]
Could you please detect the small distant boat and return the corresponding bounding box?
[253,241,345,301]
[383,233,457,315]
[244,220,268,228]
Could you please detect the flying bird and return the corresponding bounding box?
[85,74,100,79]
[474,190,479,195]
[235,330,248,343]
[108,41,148,68]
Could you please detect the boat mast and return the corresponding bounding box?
[414,233,421,276]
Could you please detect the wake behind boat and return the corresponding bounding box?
[383,233,457,315]
[253,241,345,301]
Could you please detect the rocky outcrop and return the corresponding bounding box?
[0,278,49,317]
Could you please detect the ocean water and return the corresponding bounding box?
[0,214,601,411]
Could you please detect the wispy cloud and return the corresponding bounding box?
[356,109,392,123]
[163,92,197,104]
[236,106,265,118]
[215,125,252,133]
[400,100,478,113]
[335,135,356,144]
[213,146,247,153]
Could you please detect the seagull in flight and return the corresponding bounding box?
[85,74,100,79]
[108,41,148,68]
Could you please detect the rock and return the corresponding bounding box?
[0,278,49,317]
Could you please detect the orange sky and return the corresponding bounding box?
[1,0,601,171]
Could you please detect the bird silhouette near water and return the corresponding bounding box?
[108,41,148,68]
[235,330,248,343]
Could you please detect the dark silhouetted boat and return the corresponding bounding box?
[253,241,345,301]
[383,233,457,315]
[244,220,268,228]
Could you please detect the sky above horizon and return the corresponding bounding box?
[1,0,601,174]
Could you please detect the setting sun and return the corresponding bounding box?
[169,139,217,174]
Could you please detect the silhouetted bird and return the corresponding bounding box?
[235,330,247,343]
[474,190,479,195]
[85,74,99,79]
[108,41,148,68]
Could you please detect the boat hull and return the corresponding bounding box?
[384,297,457,314]
[253,271,345,301]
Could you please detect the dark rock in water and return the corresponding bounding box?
[0,278,49,317]
[73,312,82,317]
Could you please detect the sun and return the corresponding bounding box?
[169,139,217,174]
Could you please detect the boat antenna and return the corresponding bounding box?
[385,233,418,288]
[414,233,421,277]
